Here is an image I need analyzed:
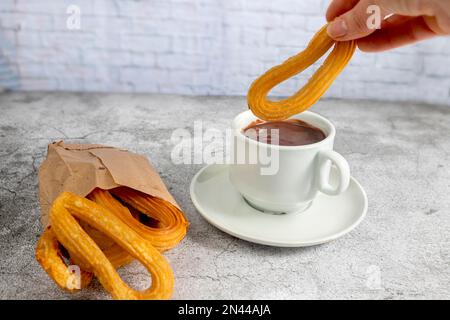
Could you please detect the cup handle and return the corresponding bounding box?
[317,150,350,196]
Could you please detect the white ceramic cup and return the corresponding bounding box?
[229,110,350,214]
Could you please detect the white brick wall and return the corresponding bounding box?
[0,0,449,105]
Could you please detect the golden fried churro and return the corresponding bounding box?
[80,188,189,277]
[247,25,356,120]
[80,221,135,269]
[39,192,174,300]
[35,227,93,291]
[82,188,188,270]
[36,187,189,298]
[103,188,188,251]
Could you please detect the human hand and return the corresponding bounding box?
[326,0,450,52]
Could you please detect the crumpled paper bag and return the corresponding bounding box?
[39,141,179,226]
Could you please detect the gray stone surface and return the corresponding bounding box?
[0,91,449,300]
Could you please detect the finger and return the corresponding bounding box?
[326,0,360,22]
[381,14,415,29]
[326,0,436,41]
[357,16,437,52]
[327,0,391,40]
[379,0,434,16]
[423,15,448,35]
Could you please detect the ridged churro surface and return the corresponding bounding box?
[36,188,189,300]
[248,25,356,120]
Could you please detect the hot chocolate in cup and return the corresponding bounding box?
[229,110,350,214]
[242,118,327,146]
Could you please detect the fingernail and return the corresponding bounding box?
[327,19,348,38]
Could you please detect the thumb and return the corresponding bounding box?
[327,0,435,41]
[327,0,384,41]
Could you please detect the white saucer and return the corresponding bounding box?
[190,164,367,247]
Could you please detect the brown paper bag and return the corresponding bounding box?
[39,141,179,226]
